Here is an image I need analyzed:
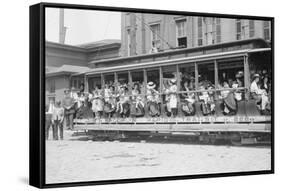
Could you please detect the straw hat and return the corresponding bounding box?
[170,78,177,84]
[253,73,260,79]
[147,81,156,89]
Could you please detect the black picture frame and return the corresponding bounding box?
[30,2,274,188]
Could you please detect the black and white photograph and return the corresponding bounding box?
[42,4,273,186]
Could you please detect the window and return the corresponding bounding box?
[150,24,161,49]
[215,18,221,43]
[263,21,270,41]
[127,28,131,56]
[249,20,255,38]
[176,19,187,47]
[71,78,84,89]
[197,17,203,46]
[236,19,242,40]
[49,79,55,93]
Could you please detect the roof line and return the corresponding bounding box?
[83,48,271,76]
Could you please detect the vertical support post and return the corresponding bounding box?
[176,64,182,117]
[128,71,133,93]
[114,72,118,91]
[194,62,199,101]
[84,75,89,92]
[143,69,148,117]
[214,60,219,100]
[244,55,250,100]
[195,62,199,89]
[159,67,164,117]
[101,73,105,89]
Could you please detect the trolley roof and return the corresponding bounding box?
[81,48,271,76]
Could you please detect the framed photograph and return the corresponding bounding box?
[30,2,274,188]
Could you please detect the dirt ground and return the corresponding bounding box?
[46,130,271,184]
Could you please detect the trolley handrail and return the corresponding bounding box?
[83,87,247,99]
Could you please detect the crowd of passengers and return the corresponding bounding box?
[45,69,271,138]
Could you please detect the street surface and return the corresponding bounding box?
[46,130,271,184]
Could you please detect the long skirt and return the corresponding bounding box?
[181,100,195,116]
[121,102,130,117]
[130,102,144,117]
[224,92,237,111]
[92,98,103,112]
[148,101,160,117]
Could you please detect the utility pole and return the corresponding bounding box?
[59,9,67,44]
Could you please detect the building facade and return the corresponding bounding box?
[45,40,121,104]
[121,13,271,57]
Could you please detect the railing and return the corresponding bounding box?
[79,87,249,119]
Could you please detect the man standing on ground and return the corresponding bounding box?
[62,89,75,130]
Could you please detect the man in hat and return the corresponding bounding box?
[62,88,75,130]
[45,99,54,140]
[52,101,64,140]
[250,74,269,113]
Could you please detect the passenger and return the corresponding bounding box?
[189,76,196,90]
[198,86,212,116]
[261,74,270,94]
[261,75,271,113]
[79,83,85,94]
[104,84,111,103]
[76,92,85,109]
[221,72,228,84]
[130,83,145,117]
[235,71,244,87]
[221,82,237,115]
[167,79,178,117]
[116,85,130,117]
[207,83,216,113]
[104,86,116,118]
[51,101,64,140]
[181,81,195,116]
[220,81,230,99]
[76,94,93,119]
[70,87,79,118]
[232,81,242,101]
[250,74,269,114]
[228,79,234,89]
[147,81,161,117]
[90,86,104,119]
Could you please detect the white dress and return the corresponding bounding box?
[169,85,178,109]
[91,90,103,112]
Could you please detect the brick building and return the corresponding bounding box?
[121,13,271,57]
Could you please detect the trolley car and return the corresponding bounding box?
[72,39,272,145]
